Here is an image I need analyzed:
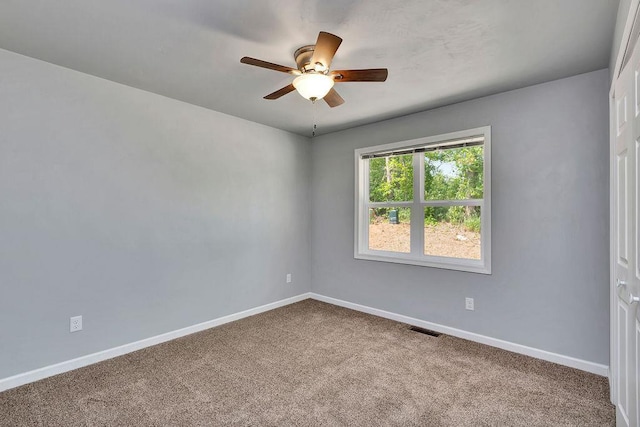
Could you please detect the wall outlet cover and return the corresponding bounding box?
[70,315,83,332]
[465,298,474,311]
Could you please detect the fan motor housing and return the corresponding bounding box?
[294,45,317,72]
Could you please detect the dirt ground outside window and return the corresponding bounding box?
[368,221,481,259]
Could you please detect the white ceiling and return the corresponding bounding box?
[0,0,619,136]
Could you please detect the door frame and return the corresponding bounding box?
[611,0,640,406]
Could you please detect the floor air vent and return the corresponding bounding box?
[409,326,441,337]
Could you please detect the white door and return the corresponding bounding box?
[636,306,640,427]
[613,36,640,427]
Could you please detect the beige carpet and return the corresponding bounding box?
[0,299,614,426]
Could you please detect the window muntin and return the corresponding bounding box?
[355,127,491,274]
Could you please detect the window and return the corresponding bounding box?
[354,126,491,274]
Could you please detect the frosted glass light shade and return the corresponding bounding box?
[292,73,334,100]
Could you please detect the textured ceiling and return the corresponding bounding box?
[0,0,619,136]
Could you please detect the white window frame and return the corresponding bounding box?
[354,126,491,274]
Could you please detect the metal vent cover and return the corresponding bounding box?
[409,326,441,337]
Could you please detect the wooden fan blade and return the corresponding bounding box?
[241,57,299,75]
[331,68,388,82]
[310,32,342,70]
[323,88,344,108]
[264,84,296,100]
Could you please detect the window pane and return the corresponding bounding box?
[424,146,483,200]
[369,154,413,202]
[369,207,411,253]
[424,206,481,259]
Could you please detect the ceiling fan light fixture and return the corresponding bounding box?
[292,73,334,101]
[241,31,387,107]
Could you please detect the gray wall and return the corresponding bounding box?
[0,45,610,379]
[0,49,311,379]
[310,69,610,364]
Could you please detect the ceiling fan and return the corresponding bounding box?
[240,31,388,107]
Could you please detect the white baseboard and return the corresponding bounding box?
[1,291,608,393]
[0,293,312,393]
[309,293,609,377]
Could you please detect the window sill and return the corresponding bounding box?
[354,251,491,274]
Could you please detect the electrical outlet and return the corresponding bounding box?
[286,273,292,283]
[465,298,474,311]
[70,315,82,332]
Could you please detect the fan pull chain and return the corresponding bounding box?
[312,99,317,138]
